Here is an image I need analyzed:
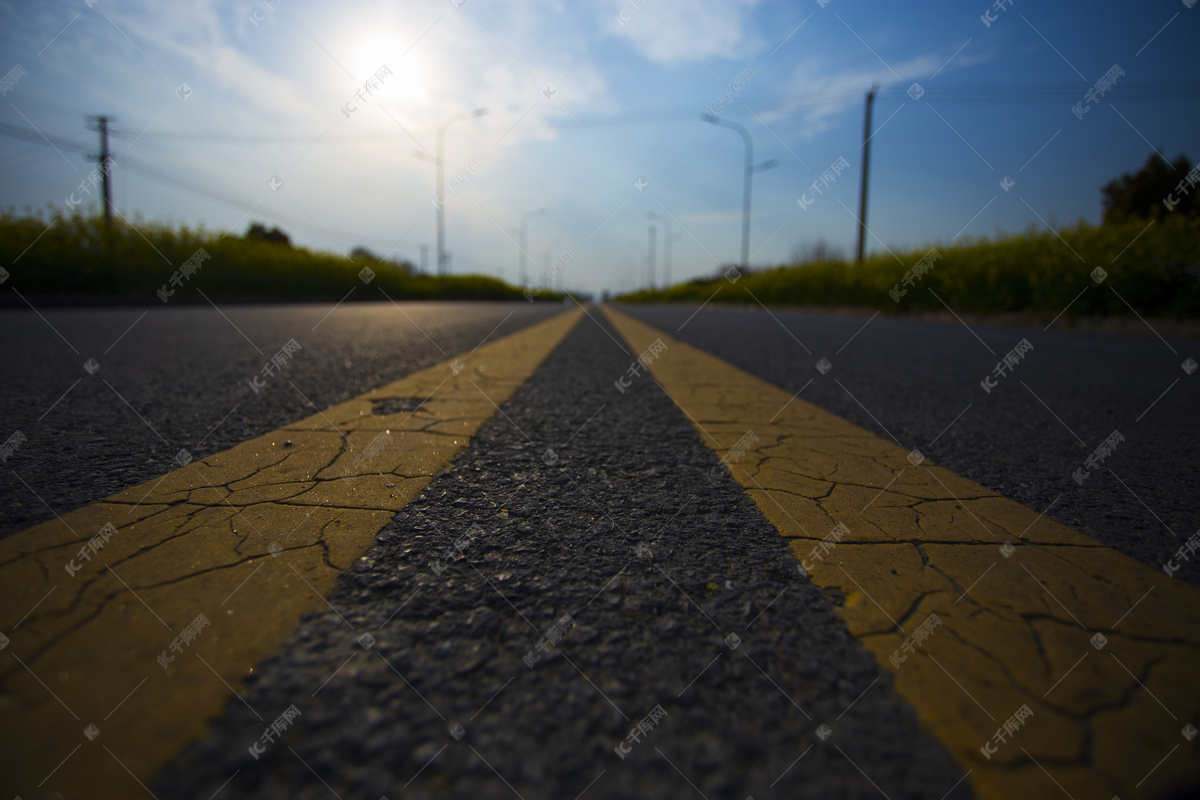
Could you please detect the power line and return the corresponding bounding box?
[91,81,1200,143]
[0,120,420,252]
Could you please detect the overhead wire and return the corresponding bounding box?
[2,78,1196,249]
[88,81,1200,143]
[0,121,418,251]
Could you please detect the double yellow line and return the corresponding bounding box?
[3,305,1197,800]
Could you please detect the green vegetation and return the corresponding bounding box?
[1102,153,1196,223]
[0,207,549,302]
[620,215,1200,318]
[623,153,1200,318]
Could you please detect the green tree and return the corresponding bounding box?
[245,222,292,246]
[1101,152,1195,223]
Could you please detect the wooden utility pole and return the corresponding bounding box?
[855,86,877,264]
[87,115,115,232]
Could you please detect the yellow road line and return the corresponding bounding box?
[0,308,583,800]
[603,305,1200,800]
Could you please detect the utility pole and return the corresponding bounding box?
[855,85,878,264]
[647,212,677,288]
[420,245,429,274]
[87,115,114,232]
[518,208,547,287]
[647,224,657,289]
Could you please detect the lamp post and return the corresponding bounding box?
[542,238,564,291]
[646,211,679,288]
[432,108,487,275]
[700,114,777,269]
[518,208,547,287]
[646,224,657,289]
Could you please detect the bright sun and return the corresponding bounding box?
[347,36,429,106]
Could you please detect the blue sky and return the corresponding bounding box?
[1,0,1196,296]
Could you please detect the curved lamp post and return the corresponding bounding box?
[432,108,488,275]
[699,113,777,269]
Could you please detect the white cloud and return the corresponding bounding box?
[764,45,994,140]
[608,0,762,67]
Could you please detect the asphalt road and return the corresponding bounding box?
[3,300,1198,798]
[0,300,563,539]
[622,303,1200,588]
[154,309,969,800]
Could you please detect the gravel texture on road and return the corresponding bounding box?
[154,312,971,800]
[0,301,561,538]
[622,304,1200,588]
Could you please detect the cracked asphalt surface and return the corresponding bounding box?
[622,304,1200,588]
[0,301,562,538]
[154,312,971,800]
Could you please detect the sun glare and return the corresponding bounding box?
[347,35,429,106]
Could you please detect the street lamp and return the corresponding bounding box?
[646,224,657,289]
[542,239,564,291]
[700,113,777,269]
[518,208,547,287]
[431,108,487,276]
[646,211,680,288]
